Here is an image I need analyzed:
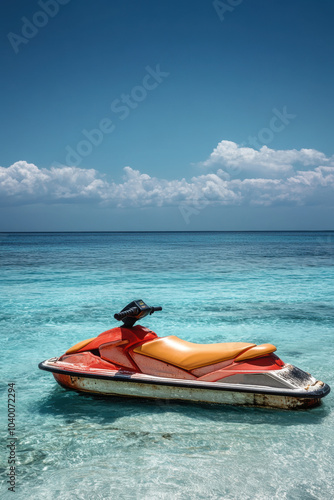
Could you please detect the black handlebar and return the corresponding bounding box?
[150,306,162,313]
[114,306,139,321]
[114,302,162,325]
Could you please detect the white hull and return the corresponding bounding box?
[51,371,326,410]
[39,358,329,410]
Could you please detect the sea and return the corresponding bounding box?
[0,231,333,500]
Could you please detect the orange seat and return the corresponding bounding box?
[234,344,277,361]
[133,336,256,370]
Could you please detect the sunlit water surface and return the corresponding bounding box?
[1,232,333,499]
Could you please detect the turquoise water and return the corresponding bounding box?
[1,231,333,499]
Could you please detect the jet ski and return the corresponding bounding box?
[39,300,330,409]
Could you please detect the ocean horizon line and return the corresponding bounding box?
[1,230,334,234]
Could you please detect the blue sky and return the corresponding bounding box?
[1,0,334,230]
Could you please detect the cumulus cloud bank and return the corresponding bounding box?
[202,140,330,178]
[1,141,334,208]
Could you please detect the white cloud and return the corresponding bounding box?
[1,145,334,209]
[0,161,108,204]
[202,140,330,178]
[0,161,240,207]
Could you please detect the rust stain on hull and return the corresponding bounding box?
[53,373,323,410]
[253,392,321,410]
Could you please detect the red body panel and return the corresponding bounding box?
[58,326,286,382]
[75,326,157,353]
[59,351,120,371]
[197,356,284,382]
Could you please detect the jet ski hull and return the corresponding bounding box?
[39,359,330,410]
[38,304,331,410]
